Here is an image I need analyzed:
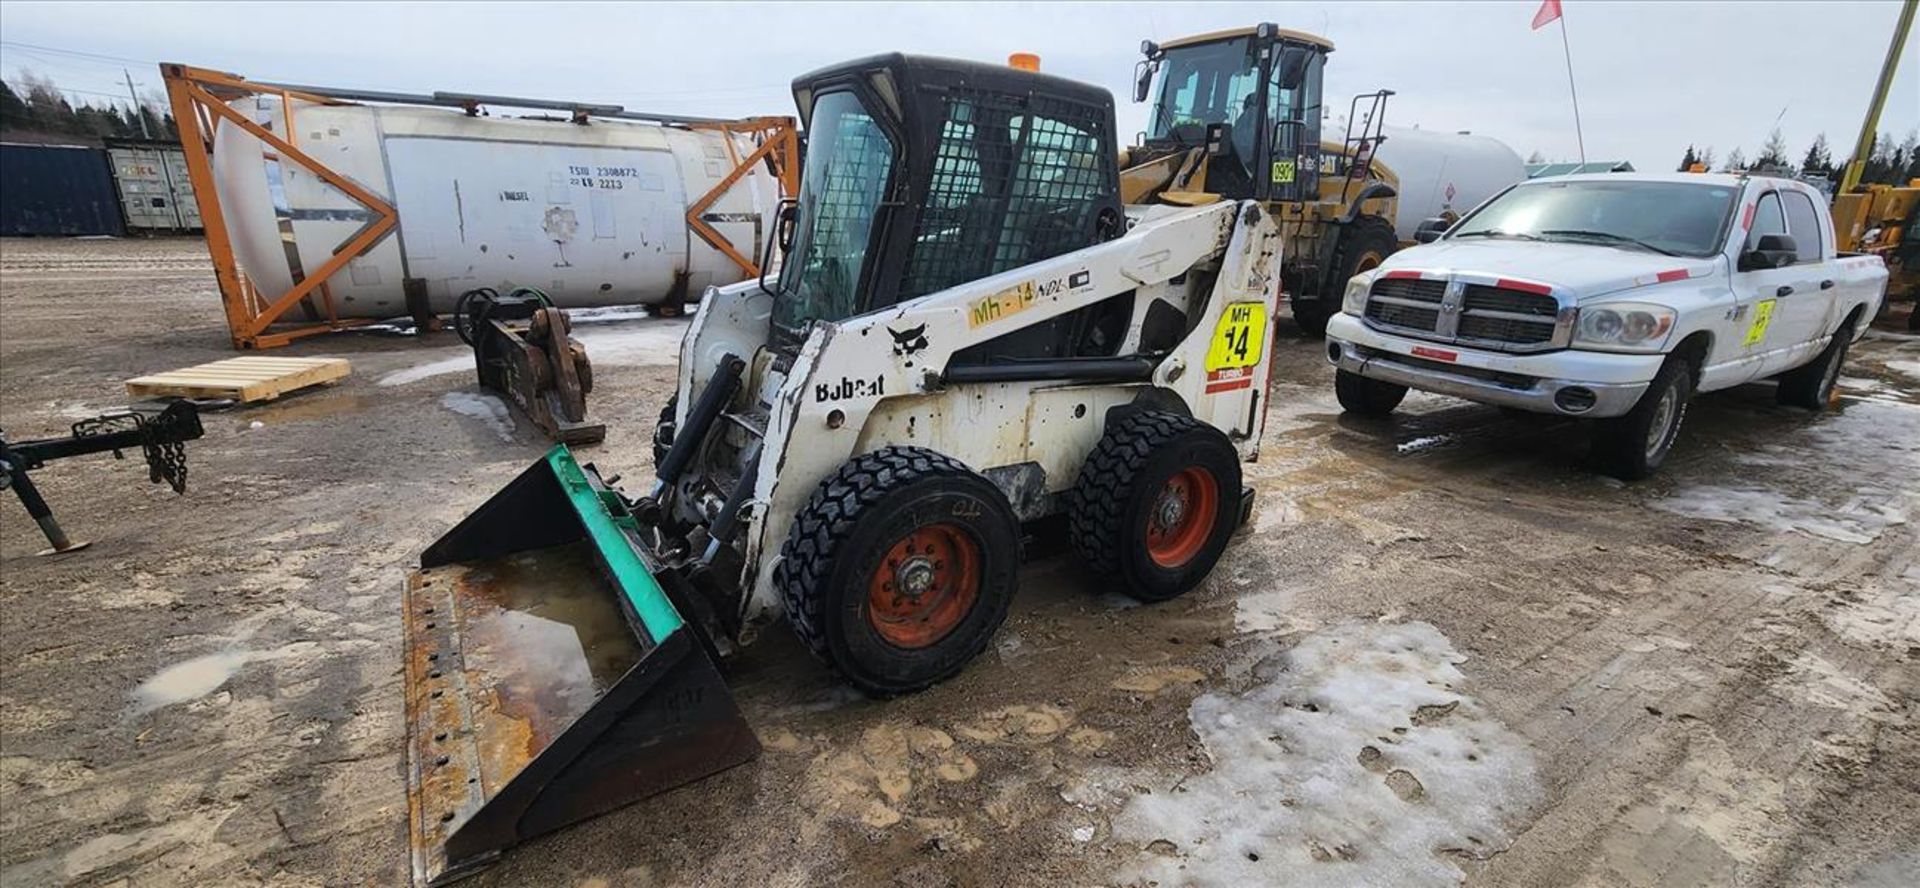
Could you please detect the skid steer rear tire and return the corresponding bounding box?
[776,447,1019,697]
[1068,411,1242,603]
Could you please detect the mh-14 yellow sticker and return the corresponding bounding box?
[1743,298,1776,347]
[1206,302,1268,372]
[1270,160,1296,184]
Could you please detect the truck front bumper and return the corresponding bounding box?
[1325,314,1662,419]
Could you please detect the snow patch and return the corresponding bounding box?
[379,354,470,387]
[1652,484,1906,545]
[1886,359,1920,380]
[1113,621,1539,888]
[440,391,516,442]
[573,324,686,366]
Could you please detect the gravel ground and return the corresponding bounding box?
[2,236,1916,888]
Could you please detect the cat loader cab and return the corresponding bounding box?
[1123,24,1404,335]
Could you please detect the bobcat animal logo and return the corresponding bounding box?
[889,323,929,356]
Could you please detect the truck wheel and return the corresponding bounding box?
[1776,317,1853,410]
[1334,369,1407,416]
[1068,411,1242,603]
[1591,356,1693,481]
[651,394,678,468]
[776,447,1019,696]
[1300,215,1398,338]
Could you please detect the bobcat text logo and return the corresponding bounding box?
[815,374,887,402]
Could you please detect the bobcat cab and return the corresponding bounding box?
[401,53,1285,884]
[1122,23,1406,335]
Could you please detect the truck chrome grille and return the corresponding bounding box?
[1461,285,1556,317]
[1363,277,1567,351]
[1370,277,1447,304]
[1366,301,1441,329]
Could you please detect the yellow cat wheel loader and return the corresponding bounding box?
[402,53,1284,884]
[1120,24,1404,337]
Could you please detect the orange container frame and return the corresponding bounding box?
[161,64,799,351]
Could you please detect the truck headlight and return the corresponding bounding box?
[1342,276,1372,316]
[1573,303,1676,351]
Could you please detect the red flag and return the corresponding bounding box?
[1531,0,1563,30]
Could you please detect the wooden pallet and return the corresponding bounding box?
[126,356,352,403]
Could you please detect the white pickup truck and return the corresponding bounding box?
[1325,172,1889,479]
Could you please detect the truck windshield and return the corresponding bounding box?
[773,90,896,331]
[1147,37,1261,145]
[1451,179,1738,258]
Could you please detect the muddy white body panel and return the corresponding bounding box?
[210,97,780,318]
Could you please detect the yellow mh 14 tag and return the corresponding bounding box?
[1206,302,1268,372]
[1743,299,1776,347]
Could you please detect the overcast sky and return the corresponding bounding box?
[3,1,1915,171]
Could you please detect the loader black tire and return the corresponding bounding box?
[776,447,1019,697]
[651,394,678,468]
[1067,411,1242,603]
[1296,214,1398,338]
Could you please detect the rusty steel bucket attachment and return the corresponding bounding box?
[462,288,606,445]
[403,446,757,886]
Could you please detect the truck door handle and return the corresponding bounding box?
[1775,285,1794,298]
[1819,279,1835,290]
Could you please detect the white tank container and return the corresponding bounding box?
[1372,126,1526,240]
[210,96,781,318]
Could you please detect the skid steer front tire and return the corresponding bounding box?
[1068,411,1242,603]
[776,447,1019,697]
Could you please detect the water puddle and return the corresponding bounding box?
[246,392,385,424]
[130,651,258,713]
[440,391,516,441]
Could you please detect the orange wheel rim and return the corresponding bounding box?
[1145,467,1219,568]
[866,523,981,649]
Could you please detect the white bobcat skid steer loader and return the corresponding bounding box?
[402,53,1282,884]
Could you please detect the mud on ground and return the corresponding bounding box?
[2,237,1917,887]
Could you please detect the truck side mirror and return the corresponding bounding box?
[1739,233,1797,271]
[1133,60,1154,104]
[1414,216,1450,244]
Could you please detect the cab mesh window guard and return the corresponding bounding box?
[898,90,1115,301]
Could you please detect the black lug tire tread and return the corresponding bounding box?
[1291,298,1332,338]
[1334,368,1408,416]
[1592,356,1693,481]
[1066,411,1240,600]
[775,446,1015,696]
[1301,214,1399,338]
[1776,319,1852,410]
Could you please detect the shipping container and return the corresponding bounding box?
[106,139,202,232]
[0,142,126,237]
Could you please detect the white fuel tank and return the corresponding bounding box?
[210,96,780,318]
[1373,126,1526,240]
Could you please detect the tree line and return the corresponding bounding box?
[0,70,179,143]
[1676,127,1920,186]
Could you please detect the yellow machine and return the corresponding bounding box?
[1832,183,1919,328]
[1831,0,1918,329]
[1120,24,1402,335]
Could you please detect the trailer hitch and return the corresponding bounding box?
[0,401,206,554]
